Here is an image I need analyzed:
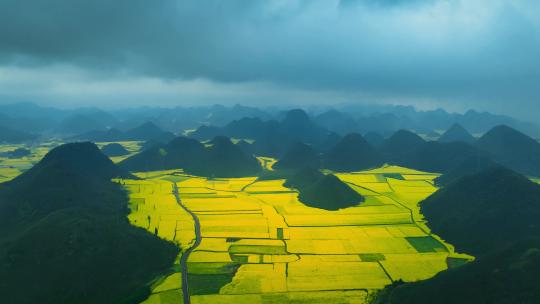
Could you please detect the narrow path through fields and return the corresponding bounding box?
[172,183,202,304]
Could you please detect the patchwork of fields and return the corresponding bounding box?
[0,142,58,183]
[120,165,471,304]
[0,142,474,303]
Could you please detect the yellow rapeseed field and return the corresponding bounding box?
[116,163,472,304]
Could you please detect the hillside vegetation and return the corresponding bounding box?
[373,166,540,304]
[0,143,178,304]
[284,167,364,210]
[120,136,261,177]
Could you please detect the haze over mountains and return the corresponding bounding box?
[71,106,540,180]
[1,102,539,143]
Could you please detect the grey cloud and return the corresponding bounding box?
[0,0,539,120]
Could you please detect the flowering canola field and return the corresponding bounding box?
[121,164,471,304]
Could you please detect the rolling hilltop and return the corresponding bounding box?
[476,125,540,176]
[324,133,383,172]
[437,123,475,144]
[73,121,175,143]
[120,136,261,177]
[101,142,130,157]
[284,167,365,210]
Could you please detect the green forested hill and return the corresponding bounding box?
[0,142,178,304]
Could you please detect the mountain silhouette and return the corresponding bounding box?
[101,143,130,157]
[434,154,498,187]
[0,142,177,303]
[476,125,540,176]
[438,123,475,143]
[284,167,364,210]
[274,142,321,170]
[121,136,261,177]
[0,125,36,143]
[381,129,426,162]
[324,133,383,172]
[363,131,385,146]
[72,121,174,143]
[422,166,540,255]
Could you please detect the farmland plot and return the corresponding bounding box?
[119,164,472,304]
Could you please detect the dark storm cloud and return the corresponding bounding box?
[0,0,539,119]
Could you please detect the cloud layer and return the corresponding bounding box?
[0,0,538,119]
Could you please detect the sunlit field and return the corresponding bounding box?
[0,142,59,183]
[95,141,142,163]
[119,163,472,304]
[0,141,141,183]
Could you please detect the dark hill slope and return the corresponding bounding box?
[281,109,332,144]
[101,143,130,157]
[314,109,358,135]
[124,122,175,142]
[190,136,261,177]
[284,167,364,210]
[190,109,336,157]
[72,128,124,142]
[273,142,321,170]
[434,154,498,187]
[438,123,475,143]
[381,129,425,163]
[73,122,174,143]
[0,142,177,304]
[380,129,486,174]
[476,125,540,176]
[363,131,385,147]
[323,133,383,172]
[120,136,261,177]
[421,166,540,255]
[373,167,540,304]
[377,238,540,304]
[0,125,36,143]
[394,141,486,173]
[120,137,206,172]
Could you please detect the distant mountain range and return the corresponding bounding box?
[0,125,36,143]
[72,121,175,143]
[0,102,538,141]
[83,111,540,179]
[437,123,476,143]
[190,109,338,157]
[120,136,261,177]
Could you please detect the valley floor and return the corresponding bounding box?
[120,164,471,304]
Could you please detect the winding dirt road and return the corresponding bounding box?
[172,183,202,304]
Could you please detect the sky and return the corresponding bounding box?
[0,0,538,120]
